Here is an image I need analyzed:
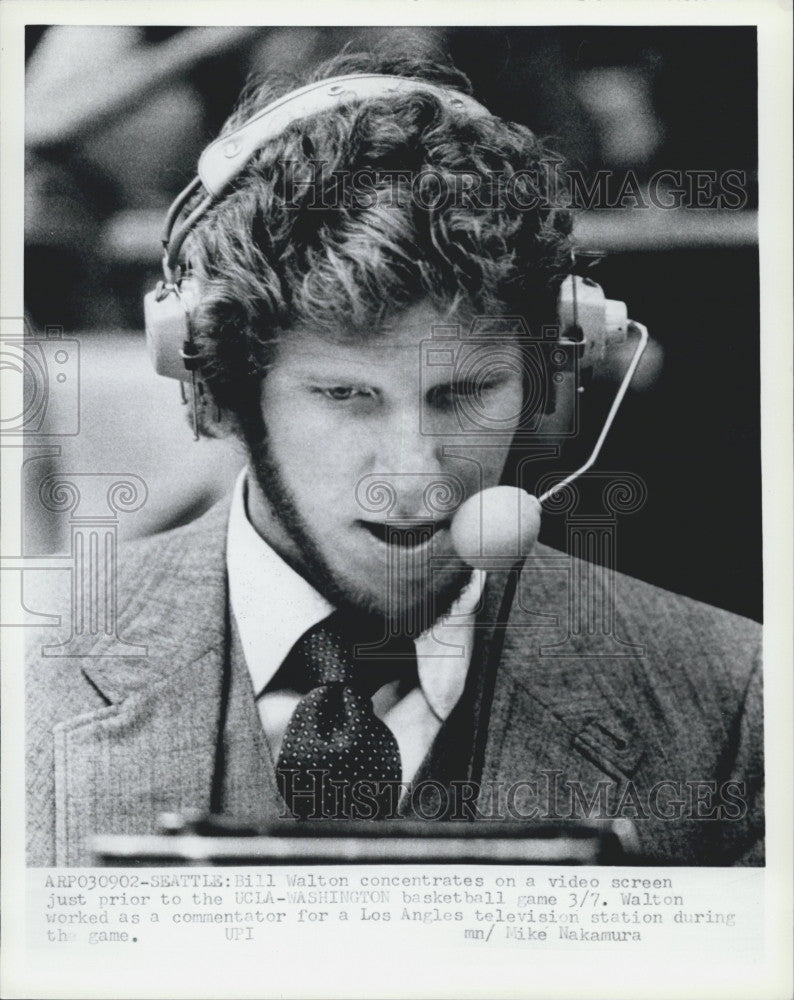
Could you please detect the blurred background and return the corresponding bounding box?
[21,25,760,620]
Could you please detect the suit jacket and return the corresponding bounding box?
[26,498,763,866]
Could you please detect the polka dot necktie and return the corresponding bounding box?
[276,613,416,820]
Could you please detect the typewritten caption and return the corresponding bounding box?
[30,866,762,952]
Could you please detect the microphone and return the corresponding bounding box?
[450,486,541,564]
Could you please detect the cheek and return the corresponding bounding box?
[259,387,363,503]
[261,383,319,455]
[476,447,513,489]
[505,379,526,423]
[441,443,513,500]
[456,382,522,487]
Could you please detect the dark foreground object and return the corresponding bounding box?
[91,812,640,866]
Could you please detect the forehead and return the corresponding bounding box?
[272,301,522,374]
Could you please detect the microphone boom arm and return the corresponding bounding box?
[537,321,649,505]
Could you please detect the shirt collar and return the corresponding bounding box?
[226,469,484,721]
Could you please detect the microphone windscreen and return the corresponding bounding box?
[450,486,541,565]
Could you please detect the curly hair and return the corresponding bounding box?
[183,47,573,435]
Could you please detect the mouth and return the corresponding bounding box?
[358,519,450,549]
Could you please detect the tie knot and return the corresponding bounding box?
[295,612,417,694]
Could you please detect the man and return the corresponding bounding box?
[26,50,763,866]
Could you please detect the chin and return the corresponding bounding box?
[330,564,472,638]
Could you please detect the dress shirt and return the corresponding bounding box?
[226,470,484,784]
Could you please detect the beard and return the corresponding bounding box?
[243,424,472,639]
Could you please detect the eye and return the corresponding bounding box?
[314,385,376,403]
[430,379,499,407]
[324,386,356,401]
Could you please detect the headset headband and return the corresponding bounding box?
[161,73,492,282]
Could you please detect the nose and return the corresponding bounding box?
[361,407,454,520]
[385,405,445,475]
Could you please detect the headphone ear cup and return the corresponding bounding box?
[557,274,628,374]
[143,278,198,380]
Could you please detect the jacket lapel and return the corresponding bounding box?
[475,545,655,819]
[219,612,288,823]
[56,648,225,864]
[53,500,274,864]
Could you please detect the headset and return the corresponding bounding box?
[143,72,649,549]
